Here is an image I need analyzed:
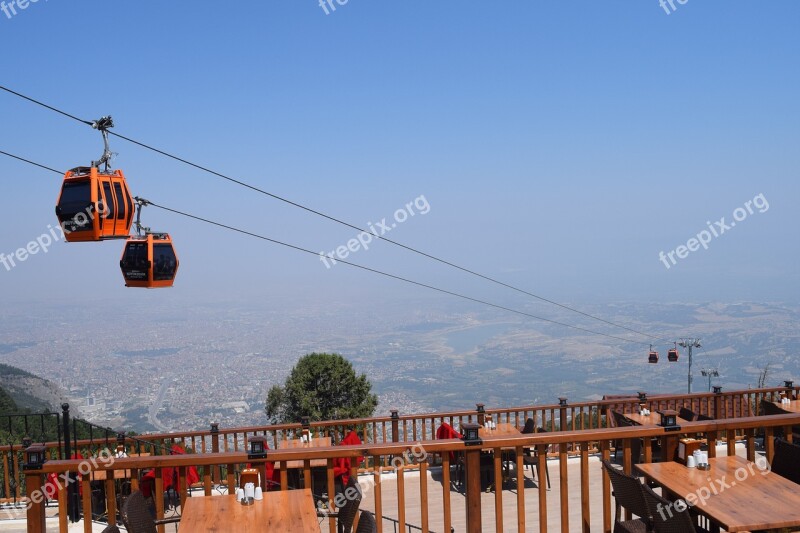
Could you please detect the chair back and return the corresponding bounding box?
[611,410,630,428]
[761,399,784,416]
[641,483,697,533]
[120,491,157,533]
[240,468,260,488]
[678,407,697,421]
[355,510,378,533]
[337,476,363,533]
[601,460,650,524]
[101,526,121,533]
[772,437,800,485]
[521,417,536,434]
[696,413,714,421]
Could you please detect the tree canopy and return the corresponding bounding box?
[265,353,378,424]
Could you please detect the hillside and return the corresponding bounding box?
[0,363,69,413]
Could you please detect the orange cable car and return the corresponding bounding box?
[120,232,179,288]
[668,343,680,362]
[55,117,134,242]
[120,198,179,288]
[56,167,134,241]
[648,345,659,364]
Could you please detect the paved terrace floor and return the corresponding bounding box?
[0,444,750,532]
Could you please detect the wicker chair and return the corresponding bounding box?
[120,490,180,533]
[610,413,643,465]
[355,510,378,533]
[641,483,709,532]
[772,437,800,485]
[518,419,550,489]
[101,526,121,533]
[600,459,651,533]
[316,476,363,533]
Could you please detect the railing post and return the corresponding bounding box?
[476,403,485,426]
[210,422,220,484]
[559,397,568,431]
[713,386,723,419]
[62,403,80,523]
[785,380,795,400]
[390,410,400,442]
[24,469,46,533]
[461,424,482,533]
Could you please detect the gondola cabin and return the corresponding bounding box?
[648,350,659,364]
[120,233,179,288]
[667,348,679,362]
[55,167,134,242]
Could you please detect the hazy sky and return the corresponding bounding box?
[1,1,798,321]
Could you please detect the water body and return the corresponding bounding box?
[445,323,510,353]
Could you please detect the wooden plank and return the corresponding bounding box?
[25,473,45,533]
[373,456,383,533]
[327,459,336,533]
[154,469,165,533]
[494,450,503,533]
[397,458,406,533]
[559,443,568,533]
[580,446,589,533]
[516,446,525,533]
[58,480,68,533]
[81,477,91,533]
[104,469,117,526]
[464,447,482,533]
[420,460,429,533]
[442,453,452,533]
[600,440,611,533]
[537,444,548,532]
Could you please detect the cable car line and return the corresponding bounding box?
[0,85,668,342]
[0,148,666,346]
[143,199,659,345]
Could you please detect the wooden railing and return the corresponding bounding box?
[2,385,795,504]
[21,410,800,533]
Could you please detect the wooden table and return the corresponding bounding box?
[90,453,150,481]
[479,423,521,438]
[279,437,332,469]
[179,490,319,532]
[773,400,800,414]
[636,455,800,532]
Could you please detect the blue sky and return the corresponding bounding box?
[1,1,798,314]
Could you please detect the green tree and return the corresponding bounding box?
[265,353,378,424]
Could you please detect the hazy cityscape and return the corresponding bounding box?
[0,296,796,433]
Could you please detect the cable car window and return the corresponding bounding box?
[113,183,126,220]
[58,181,91,208]
[57,181,93,232]
[121,242,149,281]
[102,182,114,219]
[152,243,177,281]
[124,186,134,228]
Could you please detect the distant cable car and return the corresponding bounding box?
[648,345,659,364]
[668,343,679,363]
[55,117,134,242]
[119,198,179,288]
[120,233,179,288]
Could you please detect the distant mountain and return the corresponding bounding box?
[0,363,69,413]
